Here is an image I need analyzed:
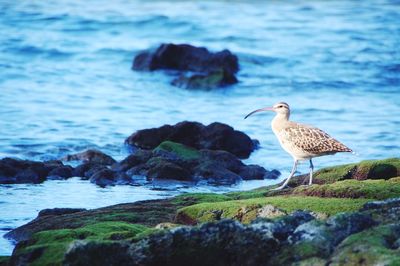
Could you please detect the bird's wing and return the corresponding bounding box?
[281,124,352,154]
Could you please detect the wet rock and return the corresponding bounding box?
[47,165,73,180]
[64,241,132,266]
[125,121,256,159]
[72,162,102,177]
[271,212,377,264]
[111,149,152,172]
[65,220,279,266]
[119,141,276,185]
[0,158,66,184]
[193,162,241,184]
[147,162,191,181]
[89,169,131,187]
[38,208,86,217]
[239,164,268,180]
[329,223,400,265]
[63,149,116,165]
[132,43,238,89]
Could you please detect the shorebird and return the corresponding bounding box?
[245,102,352,190]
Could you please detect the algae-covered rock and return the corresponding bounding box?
[10,222,150,266]
[132,43,239,89]
[125,121,256,159]
[293,177,400,200]
[290,158,400,186]
[175,196,371,225]
[65,220,280,266]
[116,141,277,185]
[270,212,376,264]
[329,224,400,265]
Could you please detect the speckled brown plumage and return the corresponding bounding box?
[279,123,352,157]
[245,101,352,190]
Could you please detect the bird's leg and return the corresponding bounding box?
[273,160,298,190]
[309,159,314,186]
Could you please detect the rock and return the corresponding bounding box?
[64,241,132,266]
[270,212,378,264]
[132,43,238,89]
[13,168,42,183]
[125,121,256,159]
[147,162,191,181]
[38,208,86,217]
[0,158,69,184]
[72,162,103,178]
[111,150,152,172]
[256,205,287,219]
[329,223,400,265]
[47,166,74,180]
[193,162,241,185]
[65,220,279,266]
[118,140,276,185]
[171,69,236,90]
[89,169,131,187]
[239,164,268,180]
[63,149,116,165]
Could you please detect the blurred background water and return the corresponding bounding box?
[0,0,399,255]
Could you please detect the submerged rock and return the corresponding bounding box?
[125,121,257,159]
[132,43,239,89]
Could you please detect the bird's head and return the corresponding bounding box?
[244,102,290,119]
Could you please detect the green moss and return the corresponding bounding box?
[330,224,400,265]
[0,256,9,264]
[293,177,400,200]
[177,196,371,224]
[153,141,201,160]
[311,158,400,184]
[172,193,232,205]
[13,222,151,266]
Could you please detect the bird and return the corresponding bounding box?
[245,102,352,190]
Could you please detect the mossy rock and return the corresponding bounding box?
[227,158,400,199]
[11,222,152,266]
[153,141,201,160]
[308,158,400,184]
[0,256,10,266]
[172,193,232,205]
[330,224,400,265]
[293,177,400,200]
[176,196,371,225]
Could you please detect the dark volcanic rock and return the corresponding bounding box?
[125,121,256,159]
[0,158,70,184]
[132,43,239,89]
[89,169,131,187]
[111,150,152,172]
[119,141,277,185]
[147,162,191,181]
[38,208,86,217]
[64,220,279,266]
[63,149,116,165]
[47,166,73,180]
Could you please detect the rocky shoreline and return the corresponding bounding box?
[2,158,400,265]
[0,121,277,187]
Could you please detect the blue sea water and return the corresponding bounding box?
[0,0,399,255]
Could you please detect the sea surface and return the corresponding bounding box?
[0,0,399,255]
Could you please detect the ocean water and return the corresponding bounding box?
[0,0,399,255]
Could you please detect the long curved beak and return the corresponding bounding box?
[244,107,273,119]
